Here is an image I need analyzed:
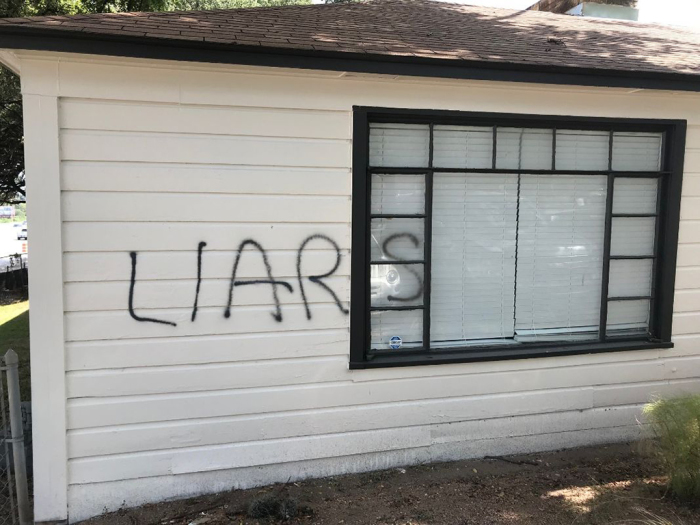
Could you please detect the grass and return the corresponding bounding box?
[0,299,30,400]
[644,395,700,502]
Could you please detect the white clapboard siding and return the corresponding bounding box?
[685,149,700,173]
[592,377,700,406]
[64,249,350,282]
[64,276,349,312]
[66,404,650,485]
[59,99,350,140]
[681,197,700,220]
[65,303,350,342]
[672,312,700,335]
[66,356,700,429]
[61,162,350,196]
[683,175,700,196]
[676,267,700,290]
[679,220,700,244]
[674,290,700,312]
[68,425,432,484]
[65,387,598,458]
[61,130,350,167]
[62,223,351,252]
[49,59,700,122]
[67,356,350,398]
[62,192,350,223]
[677,244,700,266]
[66,330,350,371]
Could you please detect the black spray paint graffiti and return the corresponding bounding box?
[297,234,349,320]
[128,235,349,327]
[191,241,207,322]
[224,239,294,323]
[381,233,424,303]
[129,252,178,327]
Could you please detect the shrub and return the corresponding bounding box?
[643,394,700,501]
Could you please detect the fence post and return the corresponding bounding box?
[4,350,32,525]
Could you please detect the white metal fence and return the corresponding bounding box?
[0,350,31,525]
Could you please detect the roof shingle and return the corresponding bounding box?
[2,0,700,79]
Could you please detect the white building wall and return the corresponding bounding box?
[12,52,700,522]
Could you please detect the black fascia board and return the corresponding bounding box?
[1,26,700,92]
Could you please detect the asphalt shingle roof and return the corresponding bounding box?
[1,0,700,81]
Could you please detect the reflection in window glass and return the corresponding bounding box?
[369,123,430,168]
[612,132,663,172]
[556,130,609,171]
[496,128,553,170]
[371,309,423,350]
[371,174,425,215]
[433,125,493,169]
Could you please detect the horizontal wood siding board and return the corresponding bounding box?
[65,303,350,342]
[62,223,351,252]
[674,290,700,312]
[66,356,350,398]
[58,99,350,140]
[676,267,700,289]
[678,220,700,244]
[64,250,350,282]
[61,129,350,167]
[64,276,349,312]
[68,425,432,484]
[682,176,700,197]
[65,388,600,458]
[672,312,700,335]
[65,355,700,428]
[66,406,649,484]
[680,197,700,220]
[60,162,351,196]
[46,59,700,120]
[677,244,700,267]
[66,330,350,371]
[61,192,351,223]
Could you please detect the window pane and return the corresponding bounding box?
[515,175,607,342]
[371,174,425,215]
[371,309,423,350]
[613,177,658,215]
[556,130,609,171]
[369,123,430,167]
[609,259,653,298]
[496,128,553,170]
[433,125,493,169]
[612,132,663,172]
[607,299,650,337]
[610,217,656,257]
[431,173,518,345]
[371,264,424,307]
[370,218,424,261]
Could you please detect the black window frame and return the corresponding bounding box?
[350,106,686,370]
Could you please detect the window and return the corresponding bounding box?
[350,108,685,369]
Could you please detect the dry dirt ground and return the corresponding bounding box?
[83,443,700,525]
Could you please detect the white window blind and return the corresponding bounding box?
[433,125,493,169]
[431,173,518,345]
[369,123,430,168]
[514,175,607,341]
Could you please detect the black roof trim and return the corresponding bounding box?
[2,26,700,92]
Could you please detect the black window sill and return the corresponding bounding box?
[349,340,674,370]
